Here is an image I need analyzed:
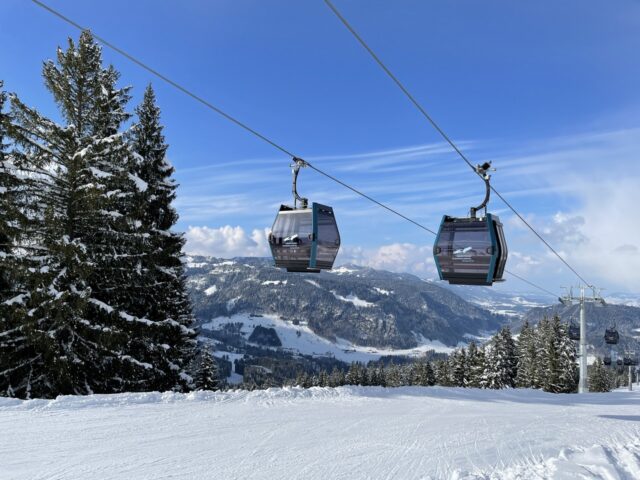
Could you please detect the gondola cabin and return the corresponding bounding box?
[568,323,580,341]
[604,328,619,345]
[433,214,508,286]
[268,203,340,273]
[603,356,612,366]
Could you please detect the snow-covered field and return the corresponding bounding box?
[1,387,639,479]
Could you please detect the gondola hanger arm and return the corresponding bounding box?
[291,157,309,209]
[470,161,495,218]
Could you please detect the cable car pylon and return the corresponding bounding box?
[559,285,606,393]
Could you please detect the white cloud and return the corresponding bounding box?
[338,243,438,277]
[517,177,640,291]
[541,212,588,246]
[185,225,269,258]
[568,178,640,291]
[509,251,541,274]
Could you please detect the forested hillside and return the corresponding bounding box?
[186,256,506,348]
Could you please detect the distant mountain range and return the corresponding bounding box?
[439,283,553,317]
[185,256,505,351]
[185,256,640,359]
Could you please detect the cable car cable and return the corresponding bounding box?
[306,164,438,236]
[30,0,437,235]
[323,0,592,288]
[501,270,556,298]
[30,0,558,297]
[30,0,296,159]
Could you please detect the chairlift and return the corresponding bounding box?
[268,158,340,272]
[433,162,508,286]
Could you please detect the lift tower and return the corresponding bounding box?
[559,286,606,393]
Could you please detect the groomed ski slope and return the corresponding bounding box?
[1,387,639,479]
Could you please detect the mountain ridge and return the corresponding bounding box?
[185,255,506,349]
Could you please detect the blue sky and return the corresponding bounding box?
[2,1,640,295]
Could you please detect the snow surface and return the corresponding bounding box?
[261,280,287,286]
[331,291,375,308]
[1,387,639,479]
[201,313,454,362]
[374,287,392,295]
[304,279,321,288]
[203,285,217,296]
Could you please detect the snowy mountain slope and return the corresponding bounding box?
[186,256,506,350]
[201,313,455,365]
[2,387,639,479]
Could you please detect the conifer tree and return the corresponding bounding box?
[329,367,345,387]
[450,348,468,387]
[125,83,196,391]
[538,316,563,393]
[318,370,329,387]
[195,349,218,391]
[2,33,194,397]
[346,362,363,385]
[466,342,485,388]
[0,81,32,396]
[434,359,451,386]
[588,358,611,393]
[557,320,578,393]
[385,362,402,387]
[483,327,517,389]
[424,361,436,386]
[375,363,387,387]
[516,320,538,388]
[0,80,13,301]
[413,361,435,387]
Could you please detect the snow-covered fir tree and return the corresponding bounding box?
[1,32,194,398]
[450,348,468,387]
[434,359,451,386]
[515,320,538,388]
[329,367,345,387]
[588,357,611,393]
[0,81,31,396]
[385,362,403,387]
[540,316,561,392]
[466,342,485,388]
[0,80,11,301]
[195,348,219,391]
[483,326,517,389]
[535,315,577,393]
[317,370,329,387]
[556,321,578,393]
[346,362,364,386]
[413,361,435,387]
[127,83,196,391]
